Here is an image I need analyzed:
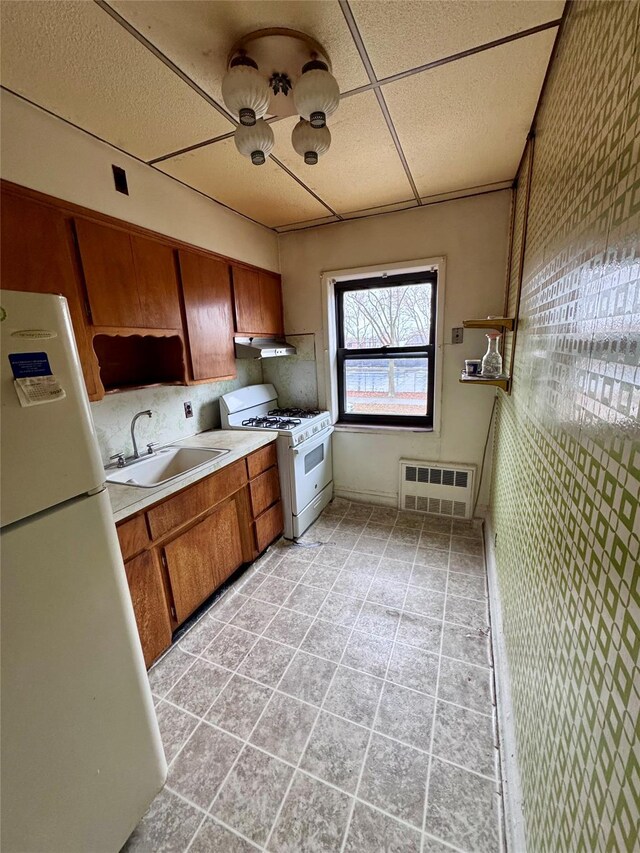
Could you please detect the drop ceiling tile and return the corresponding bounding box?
[271,91,414,214]
[156,139,330,228]
[0,0,232,161]
[111,0,368,116]
[384,28,558,198]
[351,0,564,79]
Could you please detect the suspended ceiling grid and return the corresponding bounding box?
[0,0,565,231]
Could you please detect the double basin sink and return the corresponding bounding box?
[105,446,230,488]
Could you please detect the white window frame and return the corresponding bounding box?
[320,256,446,435]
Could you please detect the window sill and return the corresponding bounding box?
[334,423,434,435]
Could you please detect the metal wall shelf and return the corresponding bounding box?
[459,373,511,392]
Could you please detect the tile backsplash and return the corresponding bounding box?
[91,360,262,464]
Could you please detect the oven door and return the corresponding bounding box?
[289,427,334,516]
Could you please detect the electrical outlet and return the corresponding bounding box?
[184,401,193,418]
[452,327,464,344]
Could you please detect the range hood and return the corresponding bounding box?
[234,336,297,359]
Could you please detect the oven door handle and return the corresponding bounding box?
[292,425,334,455]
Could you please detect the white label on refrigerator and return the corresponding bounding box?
[14,376,66,406]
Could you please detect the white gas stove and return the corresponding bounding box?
[220,384,334,539]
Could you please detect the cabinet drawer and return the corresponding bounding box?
[247,442,277,479]
[116,514,150,561]
[254,500,284,553]
[147,459,247,540]
[249,467,280,519]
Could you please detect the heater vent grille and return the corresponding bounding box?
[399,461,475,519]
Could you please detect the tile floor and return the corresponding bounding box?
[123,499,503,853]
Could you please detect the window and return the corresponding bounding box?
[335,271,437,428]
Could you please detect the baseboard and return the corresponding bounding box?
[333,487,398,507]
[481,508,527,853]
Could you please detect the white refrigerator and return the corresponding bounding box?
[0,291,167,852]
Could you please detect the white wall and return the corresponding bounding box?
[0,91,279,271]
[277,191,511,508]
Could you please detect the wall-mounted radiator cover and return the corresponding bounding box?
[399,460,476,519]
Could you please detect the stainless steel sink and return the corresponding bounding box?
[105,446,230,488]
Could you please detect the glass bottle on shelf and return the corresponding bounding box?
[481,332,503,377]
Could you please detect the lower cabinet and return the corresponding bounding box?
[162,498,243,624]
[115,442,284,668]
[124,550,173,668]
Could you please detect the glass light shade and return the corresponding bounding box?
[234,119,274,165]
[221,64,270,126]
[291,119,331,165]
[293,68,339,128]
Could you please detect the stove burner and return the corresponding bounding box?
[242,416,302,429]
[268,407,321,419]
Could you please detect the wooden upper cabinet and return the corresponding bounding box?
[232,267,261,334]
[75,218,141,327]
[130,235,181,329]
[0,191,100,399]
[178,250,236,382]
[259,271,285,336]
[232,265,284,336]
[75,219,181,329]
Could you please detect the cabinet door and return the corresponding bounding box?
[131,234,182,329]
[259,271,284,336]
[178,250,236,381]
[232,266,262,334]
[0,192,100,399]
[232,266,284,336]
[162,498,243,623]
[75,218,143,327]
[124,549,172,668]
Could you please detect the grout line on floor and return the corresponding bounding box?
[339,550,411,850]
[420,543,451,853]
[262,527,375,851]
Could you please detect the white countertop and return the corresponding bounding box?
[106,429,276,523]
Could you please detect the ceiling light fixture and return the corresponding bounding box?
[221,28,339,166]
[234,118,275,165]
[291,119,331,165]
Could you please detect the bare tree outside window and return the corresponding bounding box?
[339,282,434,417]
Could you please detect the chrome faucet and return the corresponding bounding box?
[130,410,153,460]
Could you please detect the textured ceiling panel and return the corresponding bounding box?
[350,0,564,79]
[271,91,413,213]
[385,28,557,197]
[0,0,232,160]
[156,139,330,227]
[110,0,369,116]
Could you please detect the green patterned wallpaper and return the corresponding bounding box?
[490,2,639,851]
